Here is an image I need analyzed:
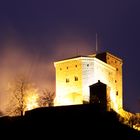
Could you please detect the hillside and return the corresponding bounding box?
[0,104,140,139]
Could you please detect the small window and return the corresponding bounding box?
[74,76,78,81]
[60,68,62,71]
[87,64,89,67]
[116,91,118,96]
[116,68,118,71]
[75,65,77,68]
[66,78,69,83]
[67,67,68,69]
[115,80,117,83]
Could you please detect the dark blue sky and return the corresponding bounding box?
[0,0,140,113]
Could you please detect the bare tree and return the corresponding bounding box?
[128,114,140,128]
[6,76,28,116]
[38,89,55,107]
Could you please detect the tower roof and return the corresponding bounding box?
[96,52,123,63]
[89,80,107,88]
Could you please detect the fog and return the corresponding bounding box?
[0,35,96,114]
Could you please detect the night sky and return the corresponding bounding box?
[0,0,140,113]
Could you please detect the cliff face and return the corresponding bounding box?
[0,104,140,139]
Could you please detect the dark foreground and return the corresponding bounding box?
[0,104,140,139]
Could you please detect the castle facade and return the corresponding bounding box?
[54,52,123,113]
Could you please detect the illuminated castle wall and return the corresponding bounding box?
[54,52,123,113]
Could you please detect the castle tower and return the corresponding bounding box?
[54,52,123,113]
[96,52,123,111]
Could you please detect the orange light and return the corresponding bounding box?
[24,89,39,111]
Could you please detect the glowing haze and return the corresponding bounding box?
[0,34,95,114]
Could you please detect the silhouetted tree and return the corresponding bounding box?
[128,114,140,128]
[38,89,55,107]
[6,76,28,116]
[129,115,135,128]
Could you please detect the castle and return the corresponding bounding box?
[54,52,123,113]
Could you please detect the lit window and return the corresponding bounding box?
[74,76,78,81]
[66,78,69,83]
